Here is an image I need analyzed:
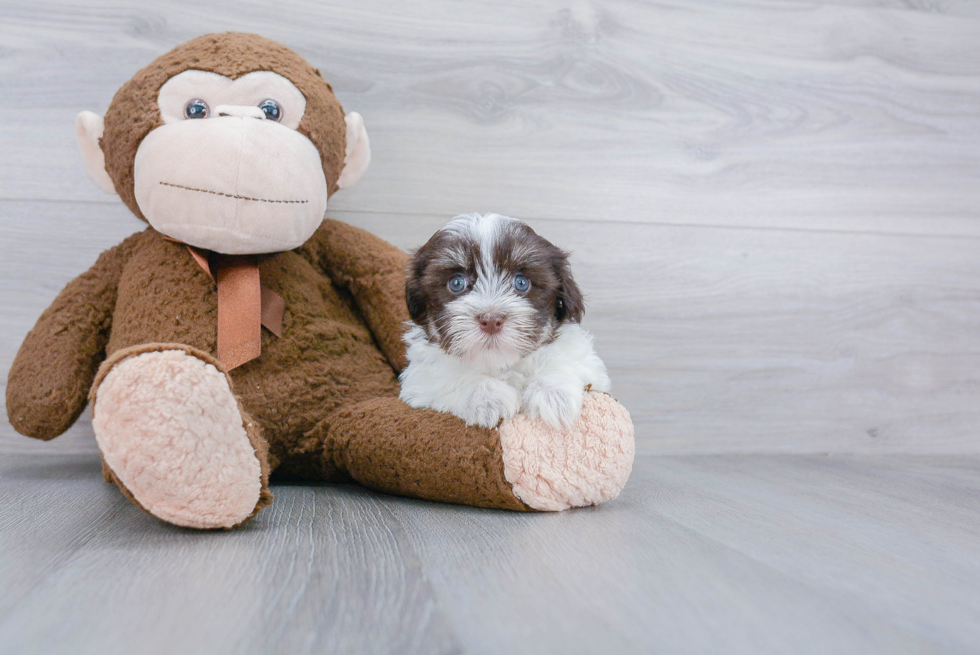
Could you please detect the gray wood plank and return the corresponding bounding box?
[0,455,462,655]
[1,0,979,235]
[4,0,980,454]
[386,456,980,653]
[640,455,980,651]
[2,453,978,654]
[5,200,980,455]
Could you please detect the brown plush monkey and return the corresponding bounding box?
[5,33,634,529]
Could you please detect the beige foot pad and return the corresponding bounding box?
[92,349,263,529]
[499,391,635,511]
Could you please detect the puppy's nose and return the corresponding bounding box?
[478,313,505,335]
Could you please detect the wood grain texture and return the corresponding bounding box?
[1,453,978,654]
[0,456,461,655]
[1,0,979,234]
[3,0,980,457]
[2,3,980,651]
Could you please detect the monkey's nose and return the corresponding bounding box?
[478,313,505,335]
[214,105,266,119]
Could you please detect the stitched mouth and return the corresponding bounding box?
[159,181,308,205]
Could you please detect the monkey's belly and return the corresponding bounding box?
[232,317,401,451]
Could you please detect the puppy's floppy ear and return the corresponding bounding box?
[553,250,585,323]
[405,230,450,323]
[405,258,428,324]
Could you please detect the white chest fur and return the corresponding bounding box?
[399,323,611,429]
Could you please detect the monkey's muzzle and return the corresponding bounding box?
[133,116,328,255]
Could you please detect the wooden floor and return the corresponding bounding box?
[2,1,980,653]
[2,453,979,654]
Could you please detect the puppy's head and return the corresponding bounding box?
[406,213,584,369]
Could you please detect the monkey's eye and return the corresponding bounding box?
[183,99,210,119]
[447,274,469,294]
[513,274,530,293]
[259,99,283,122]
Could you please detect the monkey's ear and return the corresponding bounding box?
[336,112,371,190]
[75,111,117,195]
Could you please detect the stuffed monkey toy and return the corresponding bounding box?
[6,33,634,529]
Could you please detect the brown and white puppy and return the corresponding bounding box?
[400,213,611,428]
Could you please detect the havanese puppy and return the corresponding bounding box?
[399,212,611,429]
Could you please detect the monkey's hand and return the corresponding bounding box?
[6,232,141,440]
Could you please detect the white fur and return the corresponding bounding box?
[400,322,611,429]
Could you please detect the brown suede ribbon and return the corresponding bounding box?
[177,242,284,370]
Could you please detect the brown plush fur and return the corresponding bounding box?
[7,221,530,514]
[6,33,531,522]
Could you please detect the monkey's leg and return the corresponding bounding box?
[90,344,273,529]
[312,391,634,511]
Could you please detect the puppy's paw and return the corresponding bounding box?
[461,378,521,428]
[523,376,585,430]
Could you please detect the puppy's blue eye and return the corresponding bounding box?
[259,99,282,122]
[513,274,530,293]
[447,274,468,294]
[184,99,209,119]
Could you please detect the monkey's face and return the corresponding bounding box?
[76,33,371,256]
[133,70,327,254]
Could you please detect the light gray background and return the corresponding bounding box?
[1,1,979,653]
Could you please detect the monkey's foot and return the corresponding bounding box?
[499,391,634,511]
[92,346,271,529]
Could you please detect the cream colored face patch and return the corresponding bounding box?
[133,69,327,255]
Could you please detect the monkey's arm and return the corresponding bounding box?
[299,219,410,372]
[6,232,143,440]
